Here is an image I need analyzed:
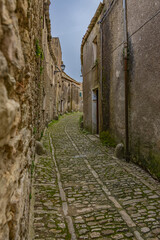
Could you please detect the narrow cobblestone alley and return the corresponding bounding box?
[30,113,160,240]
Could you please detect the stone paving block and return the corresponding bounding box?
[31,113,160,240]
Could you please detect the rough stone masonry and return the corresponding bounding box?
[0,0,50,239]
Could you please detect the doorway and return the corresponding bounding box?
[92,88,99,134]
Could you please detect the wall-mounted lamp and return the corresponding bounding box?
[54,64,65,74]
[61,64,65,71]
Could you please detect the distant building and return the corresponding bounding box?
[79,83,83,112]
[52,38,82,115]
[61,72,81,113]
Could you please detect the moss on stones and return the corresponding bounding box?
[100,131,116,148]
[131,140,160,180]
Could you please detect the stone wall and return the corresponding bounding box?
[101,0,160,178]
[71,83,80,112]
[127,0,160,177]
[81,3,104,133]
[101,0,124,137]
[41,12,57,127]
[79,83,83,112]
[61,72,81,113]
[51,37,62,117]
[82,27,99,132]
[82,0,160,178]
[51,38,82,115]
[0,0,43,238]
[0,0,59,239]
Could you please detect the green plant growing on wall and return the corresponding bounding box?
[147,152,160,180]
[41,131,43,138]
[123,47,130,59]
[33,127,37,135]
[31,160,35,177]
[40,51,44,60]
[29,193,32,200]
[102,75,106,83]
[100,131,116,147]
[132,141,160,180]
[35,40,44,60]
[48,119,59,128]
[94,59,98,66]
[40,66,44,75]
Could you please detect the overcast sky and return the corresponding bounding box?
[49,0,101,82]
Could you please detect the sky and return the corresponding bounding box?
[49,0,101,82]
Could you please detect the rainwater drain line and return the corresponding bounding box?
[49,133,77,240]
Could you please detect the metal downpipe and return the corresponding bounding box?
[123,0,129,162]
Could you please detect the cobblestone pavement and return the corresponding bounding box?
[31,113,160,240]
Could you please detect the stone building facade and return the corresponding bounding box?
[81,0,160,179]
[0,0,82,239]
[51,37,63,117]
[52,38,82,115]
[79,82,83,112]
[81,3,104,134]
[61,72,81,113]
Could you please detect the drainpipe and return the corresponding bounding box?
[100,25,103,102]
[99,24,103,133]
[123,0,129,161]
